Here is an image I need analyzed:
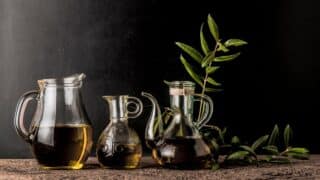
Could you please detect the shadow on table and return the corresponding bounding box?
[83,161,160,170]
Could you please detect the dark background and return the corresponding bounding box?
[0,0,319,157]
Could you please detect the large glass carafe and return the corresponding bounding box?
[13,73,93,170]
[142,81,214,169]
[96,95,143,169]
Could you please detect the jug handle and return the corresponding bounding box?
[127,96,143,118]
[13,90,39,144]
[193,93,214,129]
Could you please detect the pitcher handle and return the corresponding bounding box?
[193,93,214,129]
[13,90,39,144]
[127,96,143,118]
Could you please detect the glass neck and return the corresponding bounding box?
[41,86,82,106]
[170,94,194,120]
[106,97,128,123]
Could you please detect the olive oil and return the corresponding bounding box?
[151,137,213,169]
[32,124,93,169]
[96,143,142,169]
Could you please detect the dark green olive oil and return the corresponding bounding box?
[150,137,213,169]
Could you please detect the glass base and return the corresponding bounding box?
[40,163,84,170]
[99,163,139,169]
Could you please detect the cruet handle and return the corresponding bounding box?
[127,96,143,119]
[193,93,214,129]
[13,90,39,144]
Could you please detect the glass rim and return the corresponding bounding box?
[168,81,195,88]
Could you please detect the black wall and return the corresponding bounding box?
[1,0,320,157]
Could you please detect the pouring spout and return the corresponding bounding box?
[141,92,163,147]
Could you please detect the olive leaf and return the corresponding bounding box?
[251,135,269,151]
[287,153,309,160]
[285,147,310,159]
[265,156,291,164]
[207,14,219,42]
[224,39,248,47]
[163,109,172,125]
[227,151,249,160]
[222,127,227,137]
[284,124,293,148]
[217,42,229,52]
[231,136,240,145]
[207,77,221,86]
[205,87,223,92]
[262,145,279,155]
[215,52,241,62]
[287,147,309,154]
[286,148,310,160]
[201,53,215,68]
[206,125,225,144]
[211,163,220,171]
[206,66,219,74]
[200,23,210,55]
[268,124,279,145]
[163,80,171,86]
[239,145,257,158]
[210,139,219,152]
[179,55,204,86]
[175,42,203,64]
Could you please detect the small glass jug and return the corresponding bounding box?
[142,81,214,169]
[96,95,143,169]
[13,73,93,169]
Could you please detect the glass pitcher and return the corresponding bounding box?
[13,73,93,170]
[96,95,143,169]
[142,81,214,169]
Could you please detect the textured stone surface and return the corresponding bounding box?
[0,156,319,179]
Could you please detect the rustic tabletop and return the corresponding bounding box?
[0,156,319,180]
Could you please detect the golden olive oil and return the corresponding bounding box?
[150,137,213,169]
[32,124,92,169]
[96,143,142,169]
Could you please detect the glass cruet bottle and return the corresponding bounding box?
[13,73,93,170]
[96,95,143,169]
[142,81,214,169]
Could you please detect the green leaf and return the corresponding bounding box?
[211,163,220,171]
[268,124,279,145]
[287,152,309,160]
[179,55,204,86]
[222,127,227,137]
[163,80,171,86]
[262,145,279,155]
[251,135,269,151]
[205,87,223,92]
[200,23,210,55]
[284,124,293,148]
[224,39,248,47]
[282,147,310,160]
[162,109,172,125]
[206,66,219,74]
[201,53,215,68]
[210,139,219,152]
[227,151,249,160]
[239,145,257,157]
[217,42,229,52]
[214,52,241,62]
[175,42,203,64]
[207,14,219,41]
[287,147,309,154]
[231,136,240,145]
[265,156,290,164]
[207,77,221,86]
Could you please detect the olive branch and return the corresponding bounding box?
[174,13,309,170]
[175,14,247,122]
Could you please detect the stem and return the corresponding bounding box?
[197,43,219,123]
